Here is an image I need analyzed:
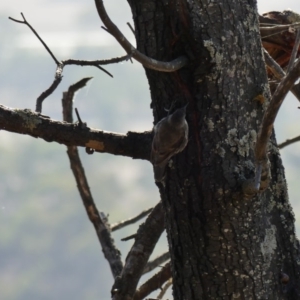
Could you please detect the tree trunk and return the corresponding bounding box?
[127,0,300,299]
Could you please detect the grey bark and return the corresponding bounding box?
[127,0,300,299]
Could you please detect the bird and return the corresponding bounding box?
[151,104,189,182]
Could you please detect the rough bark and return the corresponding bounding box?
[127,0,300,299]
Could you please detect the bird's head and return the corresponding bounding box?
[169,103,188,126]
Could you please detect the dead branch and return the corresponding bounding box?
[256,58,300,162]
[111,202,165,300]
[246,53,300,195]
[63,55,132,67]
[111,207,153,232]
[260,22,300,39]
[264,49,285,79]
[62,77,123,278]
[264,49,300,102]
[9,13,60,65]
[9,13,132,113]
[121,234,137,241]
[278,135,300,149]
[0,105,152,160]
[287,29,300,72]
[143,252,170,275]
[94,0,188,72]
[133,262,171,300]
[157,279,172,299]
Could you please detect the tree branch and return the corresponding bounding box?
[94,0,188,72]
[62,77,123,278]
[143,252,170,275]
[260,22,300,39]
[133,262,171,300]
[278,135,300,149]
[111,202,165,300]
[286,29,300,73]
[264,49,300,102]
[111,207,153,232]
[9,13,60,65]
[256,58,300,163]
[157,279,172,299]
[9,13,133,112]
[0,105,152,160]
[243,52,300,196]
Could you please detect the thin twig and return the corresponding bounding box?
[74,107,84,125]
[157,278,172,299]
[111,207,153,231]
[121,234,137,241]
[111,202,165,300]
[286,29,300,73]
[36,75,62,113]
[62,78,123,278]
[143,252,170,275]
[133,262,171,300]
[94,0,188,72]
[127,22,135,35]
[9,13,60,65]
[278,135,300,149]
[264,49,285,78]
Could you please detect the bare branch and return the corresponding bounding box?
[264,49,300,102]
[127,22,135,35]
[62,78,123,278]
[9,13,60,65]
[247,52,300,195]
[36,63,63,112]
[286,29,300,73]
[264,49,285,79]
[157,279,172,299]
[63,55,132,66]
[111,202,165,300]
[260,22,300,39]
[111,207,153,232]
[133,262,171,300]
[278,135,300,149]
[143,252,170,275]
[256,58,300,163]
[121,234,137,241]
[0,105,152,160]
[94,0,188,72]
[10,14,130,112]
[36,60,112,112]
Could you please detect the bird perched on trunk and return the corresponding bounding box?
[151,104,189,182]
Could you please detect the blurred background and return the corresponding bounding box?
[0,0,300,299]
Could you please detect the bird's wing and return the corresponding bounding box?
[151,134,187,166]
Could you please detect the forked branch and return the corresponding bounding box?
[62,77,123,278]
[111,202,165,300]
[133,262,171,300]
[244,51,300,196]
[9,13,131,113]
